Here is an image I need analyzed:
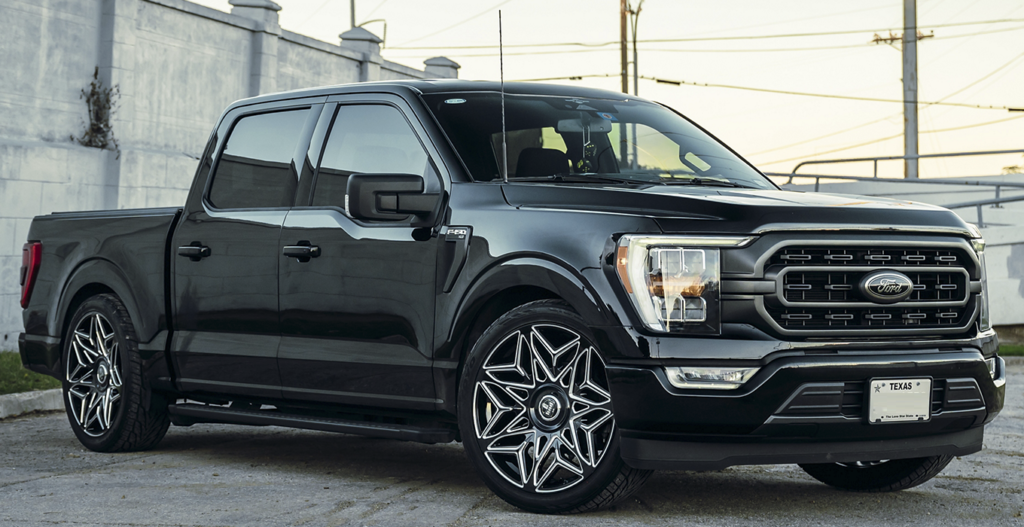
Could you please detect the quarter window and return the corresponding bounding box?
[208,109,310,209]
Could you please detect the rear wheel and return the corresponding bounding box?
[62,294,170,452]
[458,300,652,514]
[799,455,954,492]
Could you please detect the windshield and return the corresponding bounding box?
[422,92,774,189]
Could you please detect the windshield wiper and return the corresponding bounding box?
[661,177,755,189]
[509,174,635,185]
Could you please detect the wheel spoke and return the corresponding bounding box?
[65,311,122,437]
[473,322,615,495]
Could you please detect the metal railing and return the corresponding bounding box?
[787,149,1024,179]
[764,148,1024,199]
[943,194,1024,228]
[762,148,1024,228]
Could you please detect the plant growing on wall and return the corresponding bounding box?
[72,67,120,156]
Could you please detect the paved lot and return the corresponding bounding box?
[2,364,1022,526]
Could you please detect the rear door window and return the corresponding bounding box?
[208,109,310,209]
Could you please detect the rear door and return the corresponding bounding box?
[171,100,323,399]
[277,95,446,410]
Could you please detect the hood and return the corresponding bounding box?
[500,183,973,235]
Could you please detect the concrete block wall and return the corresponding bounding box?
[0,0,459,347]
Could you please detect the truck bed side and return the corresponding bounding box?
[19,207,182,378]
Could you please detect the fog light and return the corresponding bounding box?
[664,366,759,390]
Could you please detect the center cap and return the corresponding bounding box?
[858,270,914,304]
[96,362,109,385]
[537,394,562,422]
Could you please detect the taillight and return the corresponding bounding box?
[20,242,42,309]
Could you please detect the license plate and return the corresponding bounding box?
[868,378,932,423]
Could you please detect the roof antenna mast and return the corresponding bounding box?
[499,10,508,183]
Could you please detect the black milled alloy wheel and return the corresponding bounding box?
[62,294,170,452]
[458,300,652,514]
[799,455,955,492]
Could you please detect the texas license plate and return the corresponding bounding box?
[868,378,932,423]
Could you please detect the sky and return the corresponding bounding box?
[192,0,1024,179]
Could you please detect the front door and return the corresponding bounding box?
[277,99,444,410]
[171,103,320,399]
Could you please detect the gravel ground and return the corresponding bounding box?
[1,364,1021,526]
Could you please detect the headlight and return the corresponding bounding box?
[971,232,991,332]
[616,235,754,333]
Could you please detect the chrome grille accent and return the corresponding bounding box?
[770,247,969,267]
[762,244,978,334]
[781,270,967,303]
[767,305,968,329]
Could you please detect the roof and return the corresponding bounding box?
[229,79,646,110]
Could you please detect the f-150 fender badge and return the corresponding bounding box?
[859,270,914,304]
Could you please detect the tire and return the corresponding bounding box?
[458,299,652,514]
[62,293,170,452]
[799,455,954,492]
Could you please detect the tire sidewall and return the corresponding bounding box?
[62,295,139,452]
[457,301,629,513]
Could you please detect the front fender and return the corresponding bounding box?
[443,255,614,352]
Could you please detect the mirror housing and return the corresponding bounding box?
[346,174,440,226]
[556,118,612,134]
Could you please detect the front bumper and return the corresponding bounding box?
[607,348,1005,471]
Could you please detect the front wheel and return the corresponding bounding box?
[799,455,954,492]
[458,300,652,514]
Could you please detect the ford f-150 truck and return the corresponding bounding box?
[18,80,1004,514]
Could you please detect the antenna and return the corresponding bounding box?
[499,10,508,183]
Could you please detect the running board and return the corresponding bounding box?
[167,403,456,444]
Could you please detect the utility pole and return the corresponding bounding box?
[620,0,628,94]
[351,0,356,28]
[630,1,642,96]
[903,0,918,179]
[619,0,629,168]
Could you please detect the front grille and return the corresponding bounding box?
[782,270,967,303]
[762,244,977,334]
[768,304,971,329]
[770,247,969,268]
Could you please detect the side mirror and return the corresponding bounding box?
[346,174,440,225]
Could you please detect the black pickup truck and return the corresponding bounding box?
[19,80,1004,514]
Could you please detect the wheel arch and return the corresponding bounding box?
[55,259,151,366]
[438,256,612,416]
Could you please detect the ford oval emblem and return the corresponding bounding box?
[858,270,914,304]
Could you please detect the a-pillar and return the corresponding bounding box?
[340,27,383,82]
[230,0,282,97]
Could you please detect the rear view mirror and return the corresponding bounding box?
[347,174,440,226]
[556,118,612,134]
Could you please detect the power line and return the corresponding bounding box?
[747,113,902,156]
[394,0,516,46]
[746,50,1024,157]
[639,75,1015,110]
[387,25,1024,60]
[758,113,1024,166]
[387,17,1024,50]
[295,0,334,29]
[363,0,390,20]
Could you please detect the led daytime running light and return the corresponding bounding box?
[664,366,760,390]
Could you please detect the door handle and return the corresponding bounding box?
[177,242,211,262]
[283,241,321,263]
